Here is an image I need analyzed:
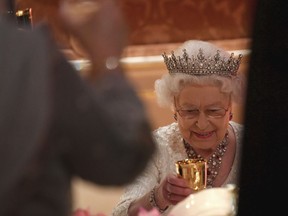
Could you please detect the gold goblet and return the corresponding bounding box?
[175,158,207,191]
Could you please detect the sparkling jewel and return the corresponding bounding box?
[183,133,228,187]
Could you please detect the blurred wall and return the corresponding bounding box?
[15,0,257,48]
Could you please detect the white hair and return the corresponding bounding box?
[155,40,246,110]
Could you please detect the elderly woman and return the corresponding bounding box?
[112,40,246,216]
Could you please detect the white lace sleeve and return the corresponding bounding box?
[111,123,183,216]
[111,151,162,216]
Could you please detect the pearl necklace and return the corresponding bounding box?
[183,133,229,187]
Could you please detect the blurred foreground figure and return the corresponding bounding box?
[237,0,288,215]
[0,0,155,215]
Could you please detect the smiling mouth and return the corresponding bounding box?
[194,131,214,138]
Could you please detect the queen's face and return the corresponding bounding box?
[175,84,231,152]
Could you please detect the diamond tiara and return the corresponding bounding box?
[162,48,243,77]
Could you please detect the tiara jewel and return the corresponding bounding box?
[162,48,243,77]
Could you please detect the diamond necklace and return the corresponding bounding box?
[183,132,229,187]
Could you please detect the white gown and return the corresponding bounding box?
[112,121,243,216]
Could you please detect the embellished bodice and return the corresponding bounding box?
[112,121,243,216]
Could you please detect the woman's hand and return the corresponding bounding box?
[157,174,193,206]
